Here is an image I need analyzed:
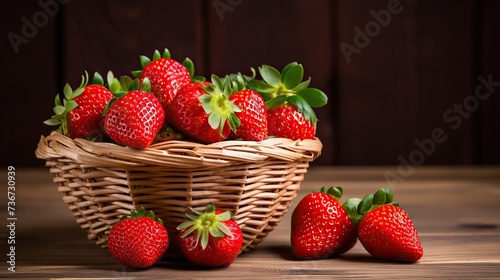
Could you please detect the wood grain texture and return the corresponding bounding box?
[0,166,499,279]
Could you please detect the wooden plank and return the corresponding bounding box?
[336,0,477,165]
[1,167,499,278]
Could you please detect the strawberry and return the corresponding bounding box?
[290,186,357,259]
[165,75,241,144]
[247,62,328,140]
[104,78,165,149]
[107,207,169,269]
[353,188,423,263]
[228,88,268,141]
[177,204,243,268]
[44,71,115,140]
[268,104,315,140]
[132,48,192,111]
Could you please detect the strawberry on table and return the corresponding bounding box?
[132,48,192,111]
[177,204,243,268]
[104,78,165,149]
[107,207,169,269]
[353,188,423,263]
[44,71,115,140]
[247,62,328,140]
[165,75,241,144]
[290,186,358,259]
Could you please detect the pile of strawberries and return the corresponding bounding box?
[291,187,424,263]
[44,48,328,148]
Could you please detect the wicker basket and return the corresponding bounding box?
[35,131,322,252]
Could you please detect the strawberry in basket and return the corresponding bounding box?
[104,77,165,149]
[43,71,115,141]
[132,48,194,111]
[177,204,243,268]
[247,62,328,140]
[165,75,242,143]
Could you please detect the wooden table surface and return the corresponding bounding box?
[1,166,500,279]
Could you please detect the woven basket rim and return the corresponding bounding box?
[35,131,323,169]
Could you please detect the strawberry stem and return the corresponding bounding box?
[177,204,234,250]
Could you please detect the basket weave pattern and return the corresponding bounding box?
[35,131,322,251]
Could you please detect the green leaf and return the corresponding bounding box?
[72,88,85,99]
[65,100,78,111]
[291,78,311,92]
[152,49,161,61]
[326,186,343,200]
[296,88,328,108]
[281,62,299,80]
[282,63,304,89]
[54,94,62,106]
[358,194,374,215]
[92,71,104,85]
[343,198,363,224]
[259,65,282,86]
[217,223,233,237]
[201,231,209,249]
[131,69,142,78]
[183,57,195,78]
[208,113,221,130]
[209,227,224,238]
[373,188,387,205]
[53,105,66,115]
[120,76,134,91]
[286,95,317,124]
[43,118,61,126]
[141,77,151,92]
[385,188,394,203]
[162,48,171,59]
[63,84,72,100]
[140,55,150,68]
[246,79,276,100]
[265,95,287,109]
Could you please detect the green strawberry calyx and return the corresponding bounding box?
[177,203,234,250]
[131,48,204,82]
[119,206,164,225]
[246,62,328,125]
[43,70,119,135]
[319,186,344,200]
[200,75,241,137]
[343,188,399,225]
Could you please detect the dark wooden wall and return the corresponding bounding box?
[2,0,499,167]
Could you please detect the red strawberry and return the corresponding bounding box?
[108,207,169,269]
[355,188,423,263]
[165,75,241,144]
[229,89,268,141]
[104,80,165,149]
[44,71,114,140]
[177,204,243,268]
[291,187,357,259]
[133,49,192,111]
[268,104,315,140]
[247,62,328,140]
